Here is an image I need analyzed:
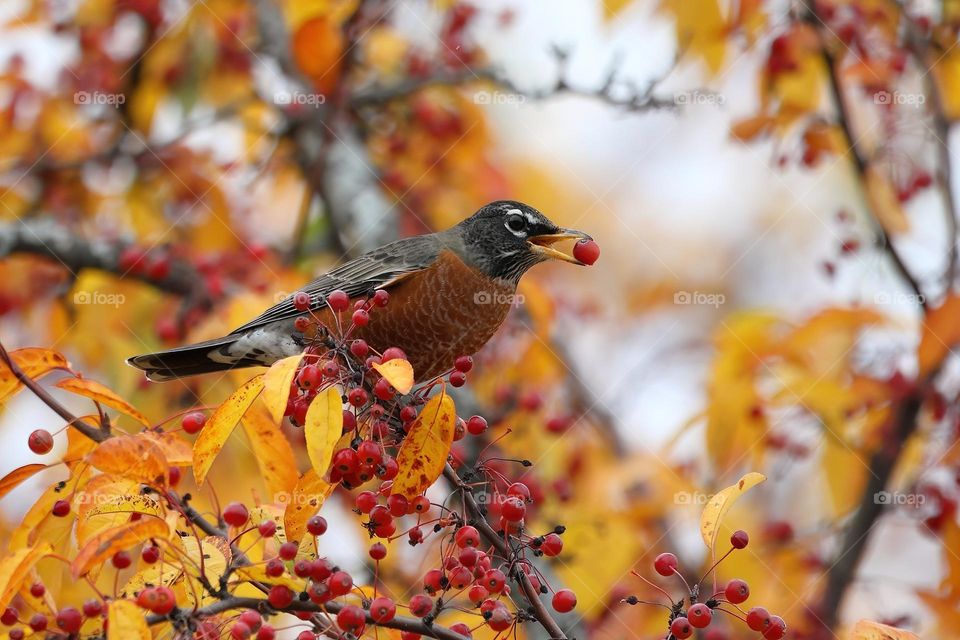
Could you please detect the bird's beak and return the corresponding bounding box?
[528,228,592,265]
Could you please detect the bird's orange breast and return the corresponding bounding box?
[350,249,515,381]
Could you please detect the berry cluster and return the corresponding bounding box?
[624,530,786,640]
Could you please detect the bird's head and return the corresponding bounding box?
[453,200,592,282]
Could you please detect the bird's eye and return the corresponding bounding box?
[505,214,527,234]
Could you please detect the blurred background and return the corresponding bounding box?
[1,0,958,638]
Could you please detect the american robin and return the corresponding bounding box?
[128,201,592,382]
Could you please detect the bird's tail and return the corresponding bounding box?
[127,335,247,382]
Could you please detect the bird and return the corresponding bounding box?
[128,201,592,383]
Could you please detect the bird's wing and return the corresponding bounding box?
[230,234,445,333]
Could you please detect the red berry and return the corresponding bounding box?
[507,482,531,500]
[182,411,207,434]
[230,622,252,639]
[112,550,132,569]
[54,606,80,634]
[7,629,23,640]
[501,496,526,522]
[450,370,466,387]
[746,607,771,631]
[278,541,298,561]
[369,542,387,560]
[724,578,750,604]
[466,415,487,435]
[141,545,160,564]
[28,614,46,632]
[450,622,472,638]
[370,596,396,623]
[1,607,16,626]
[573,238,600,265]
[356,490,378,513]
[552,589,577,613]
[408,594,433,617]
[238,610,262,631]
[671,617,693,639]
[730,529,749,549]
[256,624,275,640]
[454,355,473,372]
[265,558,284,577]
[82,599,102,618]
[654,552,678,576]
[357,440,382,466]
[336,604,365,634]
[52,499,70,517]
[348,388,368,407]
[381,347,407,362]
[350,339,369,358]
[267,585,294,609]
[151,586,176,615]
[468,584,488,602]
[258,519,277,537]
[328,289,350,312]
[423,568,443,593]
[373,289,390,306]
[352,308,370,327]
[306,515,328,536]
[540,533,563,557]
[297,364,321,389]
[484,569,506,593]
[455,525,480,548]
[28,429,53,454]
[334,447,360,474]
[223,502,249,527]
[487,605,512,631]
[29,582,44,598]
[329,570,353,596]
[687,603,712,628]
[411,495,430,513]
[764,615,786,639]
[449,566,473,589]
[292,291,311,311]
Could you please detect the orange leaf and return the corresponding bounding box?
[292,17,344,95]
[918,295,960,378]
[391,389,456,500]
[283,469,334,543]
[242,404,298,499]
[305,387,344,478]
[71,516,168,577]
[849,620,920,640]
[730,115,773,141]
[0,464,47,500]
[0,347,68,404]
[139,430,192,466]
[262,354,304,423]
[56,377,149,425]
[193,375,265,486]
[88,434,168,485]
[372,359,415,394]
[107,599,151,640]
[0,542,52,605]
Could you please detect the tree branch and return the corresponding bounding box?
[443,464,569,640]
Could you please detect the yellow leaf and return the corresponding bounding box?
[0,542,52,605]
[193,375,265,486]
[84,493,165,521]
[262,354,304,423]
[822,438,868,517]
[700,472,766,552]
[242,405,298,500]
[0,347,68,404]
[72,517,169,577]
[661,0,727,74]
[0,463,47,500]
[56,377,149,425]
[75,475,141,545]
[372,359,415,394]
[933,50,960,121]
[865,165,910,234]
[305,388,344,477]
[283,470,334,543]
[139,430,192,466]
[120,564,182,599]
[603,0,633,21]
[849,619,920,640]
[391,389,456,500]
[182,536,230,607]
[107,599,151,640]
[88,434,168,485]
[918,294,960,378]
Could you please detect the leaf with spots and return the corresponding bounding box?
[262,353,304,423]
[242,404,298,499]
[372,358,415,394]
[391,389,456,500]
[56,377,149,425]
[700,472,766,553]
[71,516,169,577]
[283,469,334,543]
[193,375,265,486]
[304,387,344,478]
[88,434,168,485]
